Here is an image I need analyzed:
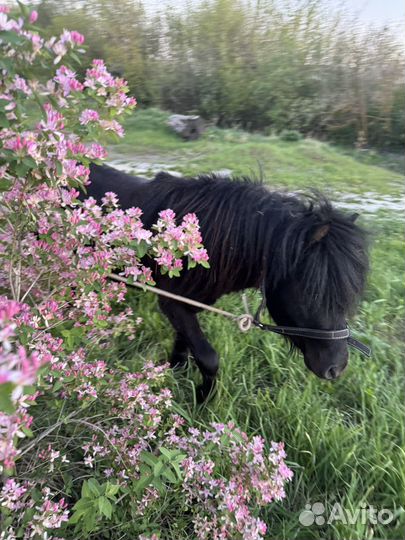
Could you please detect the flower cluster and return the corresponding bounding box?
[153,209,209,275]
[0,480,69,538]
[0,298,45,469]
[168,423,293,539]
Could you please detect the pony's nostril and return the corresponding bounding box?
[325,365,339,380]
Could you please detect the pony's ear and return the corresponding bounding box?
[349,212,360,222]
[310,223,330,244]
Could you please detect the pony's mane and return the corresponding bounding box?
[268,193,369,317]
[145,173,369,315]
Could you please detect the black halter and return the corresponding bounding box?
[253,284,371,357]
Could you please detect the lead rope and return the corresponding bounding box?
[107,273,371,356]
[107,273,254,332]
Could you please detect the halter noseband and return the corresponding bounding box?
[253,284,371,357]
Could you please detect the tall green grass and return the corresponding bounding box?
[113,109,404,539]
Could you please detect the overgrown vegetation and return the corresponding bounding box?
[1,4,404,540]
[36,0,404,149]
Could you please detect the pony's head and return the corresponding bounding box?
[266,197,368,380]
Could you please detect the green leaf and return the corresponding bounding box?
[0,115,10,128]
[22,385,36,396]
[0,58,13,72]
[98,496,113,519]
[0,99,11,109]
[151,476,165,494]
[70,52,83,65]
[0,178,12,192]
[171,460,185,481]
[0,382,15,414]
[56,161,63,177]
[15,162,32,177]
[83,508,97,532]
[162,468,177,484]
[81,481,92,499]
[70,498,93,520]
[68,510,84,525]
[153,460,164,477]
[105,483,120,498]
[135,473,152,494]
[21,426,33,438]
[140,451,158,468]
[87,478,101,497]
[22,157,37,170]
[16,0,30,17]
[134,240,148,258]
[0,31,25,46]
[159,447,177,460]
[72,498,92,511]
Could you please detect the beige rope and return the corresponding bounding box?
[107,273,253,332]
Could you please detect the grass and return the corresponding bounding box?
[112,108,404,539]
[111,108,404,196]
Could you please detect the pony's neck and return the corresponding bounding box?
[222,199,286,294]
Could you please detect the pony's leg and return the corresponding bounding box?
[170,332,189,370]
[159,298,219,402]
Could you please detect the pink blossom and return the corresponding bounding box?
[0,479,27,510]
[54,65,84,96]
[70,30,85,45]
[189,247,209,263]
[159,209,176,222]
[84,455,94,467]
[60,29,85,46]
[101,192,119,207]
[3,135,25,152]
[99,119,125,137]
[38,103,65,131]
[106,92,137,113]
[0,12,23,31]
[30,32,43,53]
[62,159,90,182]
[12,75,31,95]
[86,142,107,160]
[79,108,100,125]
[85,58,116,89]
[29,10,38,23]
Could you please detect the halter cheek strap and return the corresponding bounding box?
[253,283,372,357]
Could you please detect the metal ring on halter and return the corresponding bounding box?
[236,314,254,332]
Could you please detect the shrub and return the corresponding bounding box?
[279,130,303,142]
[0,6,292,539]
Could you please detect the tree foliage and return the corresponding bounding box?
[36,0,404,149]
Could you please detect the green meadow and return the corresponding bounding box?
[111,109,404,539]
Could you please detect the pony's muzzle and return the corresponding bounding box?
[323,363,347,380]
[303,341,348,380]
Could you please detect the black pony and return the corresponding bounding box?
[86,164,369,401]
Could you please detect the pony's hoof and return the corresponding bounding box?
[196,382,217,404]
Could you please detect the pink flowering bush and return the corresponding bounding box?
[0,6,292,539]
